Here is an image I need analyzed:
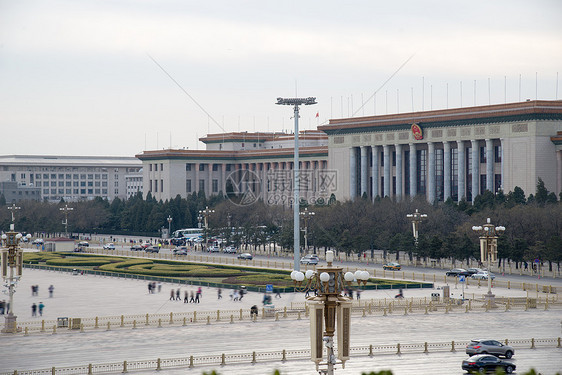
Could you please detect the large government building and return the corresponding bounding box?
[319,100,562,203]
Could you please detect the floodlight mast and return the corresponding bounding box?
[276,97,317,271]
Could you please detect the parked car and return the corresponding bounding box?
[446,268,471,277]
[170,237,186,246]
[208,246,220,253]
[383,262,401,271]
[130,245,143,251]
[237,253,253,260]
[300,254,320,265]
[461,354,515,373]
[466,268,484,275]
[32,238,44,245]
[173,246,188,255]
[223,246,237,254]
[466,339,514,358]
[103,243,116,250]
[471,271,496,280]
[77,241,89,247]
[146,246,160,253]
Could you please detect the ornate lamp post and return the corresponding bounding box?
[59,204,73,238]
[167,215,173,239]
[300,207,315,255]
[276,96,317,271]
[406,209,427,246]
[198,206,215,250]
[472,218,505,308]
[291,250,369,374]
[7,203,20,223]
[1,224,31,333]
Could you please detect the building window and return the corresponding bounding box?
[51,189,56,194]
[114,189,118,194]
[199,164,205,171]
[66,189,71,194]
[80,174,86,179]
[494,145,502,163]
[66,181,71,187]
[58,181,64,187]
[102,189,107,194]
[51,181,56,187]
[73,189,79,194]
[58,189,64,194]
[80,189,86,194]
[186,163,192,171]
[480,146,486,164]
[95,174,100,179]
[43,189,49,194]
[102,174,107,180]
[51,174,56,179]
[66,174,71,179]
[212,164,219,171]
[199,179,205,192]
[226,164,231,171]
[88,189,93,194]
[186,179,192,193]
[36,174,41,179]
[102,181,107,187]
[154,164,158,171]
[212,179,218,193]
[495,174,502,192]
[36,182,42,187]
[80,181,85,187]
[73,174,79,179]
[95,189,100,194]
[160,163,163,171]
[160,180,163,192]
[58,174,64,179]
[88,181,93,187]
[149,164,152,171]
[21,173,26,179]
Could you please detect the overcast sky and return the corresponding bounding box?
[1,0,561,157]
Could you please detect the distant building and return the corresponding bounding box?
[318,100,562,202]
[0,155,142,202]
[0,181,41,203]
[136,130,330,205]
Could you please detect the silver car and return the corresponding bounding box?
[466,339,514,358]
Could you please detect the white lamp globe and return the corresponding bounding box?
[16,233,22,239]
[1,234,7,240]
[305,270,315,279]
[319,272,330,282]
[354,270,362,279]
[295,272,305,282]
[326,251,334,263]
[361,271,370,280]
[344,272,355,282]
[290,271,297,280]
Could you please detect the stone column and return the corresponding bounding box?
[409,143,417,198]
[471,140,479,200]
[195,163,200,194]
[557,150,562,196]
[208,163,213,197]
[457,141,465,201]
[395,144,403,200]
[372,146,379,200]
[443,141,451,200]
[349,147,357,200]
[360,146,368,197]
[383,145,391,197]
[500,138,505,191]
[427,142,436,204]
[486,139,494,192]
[221,164,227,194]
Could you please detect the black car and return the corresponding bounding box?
[446,268,471,277]
[462,354,516,374]
[130,245,143,251]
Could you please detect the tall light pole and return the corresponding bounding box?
[472,218,505,308]
[7,203,20,223]
[300,207,315,255]
[199,206,215,250]
[167,215,173,239]
[59,204,73,238]
[291,251,369,375]
[406,209,427,246]
[276,96,317,271]
[1,224,31,333]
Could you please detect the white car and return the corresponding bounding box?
[471,271,496,280]
[208,246,220,253]
[103,243,116,250]
[224,246,237,254]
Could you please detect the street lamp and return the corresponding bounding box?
[167,215,173,239]
[198,206,215,250]
[276,96,317,271]
[291,250,369,375]
[300,207,315,254]
[472,218,505,308]
[59,204,73,238]
[406,209,427,246]
[7,203,20,223]
[1,224,31,333]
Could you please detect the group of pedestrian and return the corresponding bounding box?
[229,287,246,301]
[147,281,162,294]
[31,285,39,296]
[170,287,202,303]
[31,302,45,317]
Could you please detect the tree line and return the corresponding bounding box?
[1,179,561,269]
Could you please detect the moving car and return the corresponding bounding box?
[466,339,514,358]
[208,246,220,253]
[383,262,401,271]
[471,271,496,280]
[173,246,188,255]
[103,243,116,250]
[32,238,44,245]
[78,241,89,247]
[223,246,237,254]
[300,254,319,265]
[466,268,484,275]
[237,253,253,260]
[446,268,471,277]
[130,245,143,251]
[146,246,160,253]
[461,354,515,373]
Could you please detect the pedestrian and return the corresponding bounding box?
[356,289,361,300]
[0,300,4,315]
[148,283,153,294]
[250,305,258,318]
[31,303,37,317]
[233,290,239,301]
[170,289,175,300]
[195,290,200,303]
[239,288,245,301]
[229,290,234,300]
[217,288,222,299]
[189,291,195,303]
[176,289,181,301]
[38,302,44,316]
[275,288,281,299]
[184,290,189,303]
[157,282,162,293]
[48,285,54,298]
[152,282,157,293]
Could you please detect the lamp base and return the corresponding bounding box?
[2,313,19,333]
[483,292,497,309]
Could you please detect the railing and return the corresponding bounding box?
[10,294,561,337]
[2,337,560,375]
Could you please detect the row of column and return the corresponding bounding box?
[351,139,502,203]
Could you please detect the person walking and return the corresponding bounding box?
[217,288,222,299]
[170,289,175,300]
[48,285,54,298]
[31,303,37,317]
[194,290,200,303]
[189,291,195,303]
[148,283,153,294]
[274,288,281,299]
[38,302,45,316]
[184,290,189,303]
[157,282,162,293]
[175,289,181,301]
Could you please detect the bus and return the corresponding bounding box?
[172,228,203,241]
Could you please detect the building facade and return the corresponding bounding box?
[0,181,41,203]
[318,100,562,203]
[0,155,142,202]
[136,130,331,205]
